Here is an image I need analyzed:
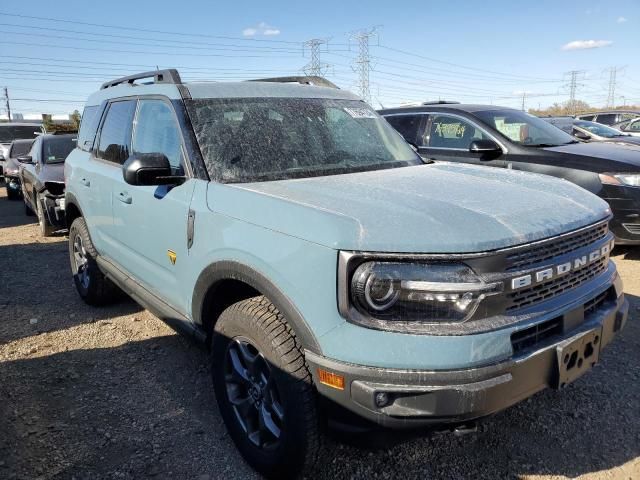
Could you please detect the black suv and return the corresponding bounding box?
[379,102,640,244]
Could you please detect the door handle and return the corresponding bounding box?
[117,191,132,204]
[80,177,90,187]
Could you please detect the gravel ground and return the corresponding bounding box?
[0,185,639,480]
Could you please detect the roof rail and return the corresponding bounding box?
[247,76,339,89]
[422,100,461,105]
[100,69,182,90]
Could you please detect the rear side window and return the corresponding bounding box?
[384,115,421,145]
[594,114,616,125]
[77,106,100,151]
[97,100,136,164]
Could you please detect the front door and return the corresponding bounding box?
[417,113,506,168]
[111,98,195,312]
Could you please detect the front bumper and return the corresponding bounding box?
[42,194,66,228]
[307,286,628,429]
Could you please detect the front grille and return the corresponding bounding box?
[507,257,608,312]
[506,222,608,272]
[623,223,640,235]
[511,317,562,355]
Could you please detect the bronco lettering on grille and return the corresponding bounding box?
[510,240,614,290]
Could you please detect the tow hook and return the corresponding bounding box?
[452,423,478,436]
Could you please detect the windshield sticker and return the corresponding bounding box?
[48,156,57,161]
[343,107,376,119]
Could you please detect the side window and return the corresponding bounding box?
[579,115,595,121]
[594,114,616,125]
[629,120,640,132]
[132,100,184,174]
[97,100,136,164]
[384,115,420,145]
[426,115,489,149]
[77,105,100,152]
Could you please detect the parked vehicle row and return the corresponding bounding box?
[0,122,44,175]
[380,102,640,245]
[543,117,640,146]
[576,110,640,126]
[58,70,628,479]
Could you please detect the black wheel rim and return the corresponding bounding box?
[224,337,284,449]
[72,234,90,289]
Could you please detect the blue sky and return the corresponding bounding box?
[1,0,639,116]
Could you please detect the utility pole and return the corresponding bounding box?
[4,87,10,122]
[350,27,378,104]
[521,92,527,111]
[303,38,330,77]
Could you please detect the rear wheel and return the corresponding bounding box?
[36,194,56,237]
[68,217,119,305]
[211,296,322,479]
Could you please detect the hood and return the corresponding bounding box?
[207,164,610,253]
[39,163,65,183]
[543,141,640,170]
[604,136,640,146]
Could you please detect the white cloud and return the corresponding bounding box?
[561,40,613,51]
[242,22,280,37]
[617,16,628,23]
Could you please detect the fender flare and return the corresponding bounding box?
[192,260,322,354]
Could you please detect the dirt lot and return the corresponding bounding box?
[0,185,639,480]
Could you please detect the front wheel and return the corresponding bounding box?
[68,217,119,305]
[36,194,56,237]
[212,296,322,479]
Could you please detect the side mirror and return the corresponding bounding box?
[469,139,501,159]
[122,153,185,186]
[573,131,591,141]
[17,155,33,164]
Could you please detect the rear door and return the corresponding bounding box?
[20,138,41,208]
[418,113,506,167]
[110,98,195,312]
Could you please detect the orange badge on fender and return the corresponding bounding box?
[167,250,177,265]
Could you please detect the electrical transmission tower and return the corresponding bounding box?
[3,87,10,122]
[350,27,378,104]
[605,66,624,108]
[564,70,584,115]
[303,38,330,76]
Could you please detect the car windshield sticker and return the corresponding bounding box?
[343,107,376,119]
[48,156,57,161]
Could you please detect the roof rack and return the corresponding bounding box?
[422,100,460,105]
[101,69,182,90]
[247,76,339,89]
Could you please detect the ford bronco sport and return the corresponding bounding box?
[65,70,628,479]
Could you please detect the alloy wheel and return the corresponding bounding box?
[224,337,285,449]
[72,234,90,289]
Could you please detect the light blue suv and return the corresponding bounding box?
[65,70,628,479]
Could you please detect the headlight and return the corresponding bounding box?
[600,172,640,187]
[349,261,502,324]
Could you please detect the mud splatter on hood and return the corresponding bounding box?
[209,163,610,253]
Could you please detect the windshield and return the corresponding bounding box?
[43,136,77,164]
[475,110,576,147]
[9,141,33,158]
[0,125,41,143]
[186,98,421,182]
[575,120,627,138]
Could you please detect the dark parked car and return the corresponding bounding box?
[576,110,640,126]
[19,134,76,236]
[0,123,44,175]
[543,117,640,146]
[379,103,640,244]
[3,139,35,200]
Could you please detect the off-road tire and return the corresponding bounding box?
[68,217,119,306]
[212,296,322,479]
[37,194,56,237]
